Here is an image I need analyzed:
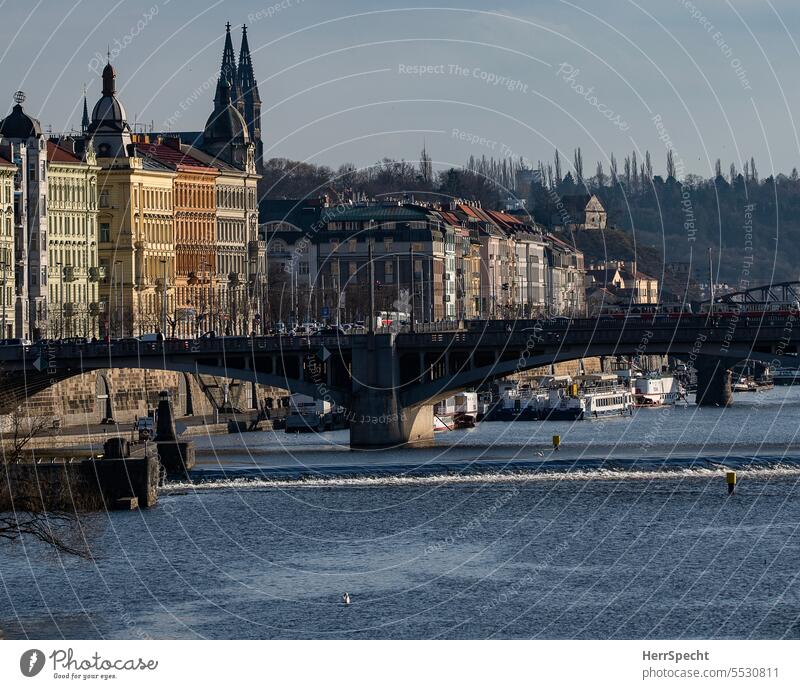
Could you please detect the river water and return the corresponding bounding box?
[2,387,800,639]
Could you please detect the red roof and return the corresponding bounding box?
[133,141,213,172]
[46,140,81,163]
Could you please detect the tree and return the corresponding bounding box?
[666,150,676,179]
[1,409,90,558]
[573,147,584,185]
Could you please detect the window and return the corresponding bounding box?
[348,239,357,253]
[348,261,357,276]
[100,223,110,243]
[99,190,109,207]
[384,237,393,252]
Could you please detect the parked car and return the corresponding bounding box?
[0,337,32,346]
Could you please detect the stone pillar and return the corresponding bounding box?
[155,390,195,478]
[349,333,434,447]
[695,356,734,407]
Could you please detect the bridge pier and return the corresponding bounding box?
[349,333,434,448]
[694,356,734,407]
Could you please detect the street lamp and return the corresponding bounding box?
[113,260,122,338]
[0,260,7,339]
[56,261,64,340]
[159,258,168,337]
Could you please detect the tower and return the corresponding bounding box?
[81,84,89,135]
[236,24,262,172]
[0,92,49,339]
[87,59,132,158]
[220,22,242,111]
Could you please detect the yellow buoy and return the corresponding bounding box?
[552,435,561,451]
[726,471,736,495]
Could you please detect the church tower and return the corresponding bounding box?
[220,22,242,111]
[236,25,263,172]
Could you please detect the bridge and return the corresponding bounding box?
[1,311,798,447]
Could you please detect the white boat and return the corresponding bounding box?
[433,396,456,431]
[732,376,757,393]
[453,392,479,428]
[633,374,684,406]
[285,394,332,433]
[579,374,636,418]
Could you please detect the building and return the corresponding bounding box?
[0,150,15,338]
[585,260,659,311]
[316,202,448,324]
[85,61,177,337]
[261,198,327,326]
[45,138,102,338]
[133,139,218,337]
[0,93,49,340]
[553,193,607,231]
[189,27,261,334]
[545,234,586,316]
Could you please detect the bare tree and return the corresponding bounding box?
[0,408,90,558]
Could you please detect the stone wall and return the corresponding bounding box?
[3,369,291,428]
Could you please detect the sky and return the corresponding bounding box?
[2,0,800,179]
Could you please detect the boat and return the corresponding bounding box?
[433,396,456,431]
[732,376,757,393]
[772,367,800,385]
[285,394,338,433]
[538,387,585,420]
[453,392,478,428]
[633,373,685,406]
[579,374,636,418]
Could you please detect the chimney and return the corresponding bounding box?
[164,137,182,151]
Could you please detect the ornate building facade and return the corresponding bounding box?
[134,139,218,337]
[0,93,49,340]
[45,139,102,338]
[86,61,176,337]
[0,151,15,338]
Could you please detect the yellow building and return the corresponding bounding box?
[0,149,14,338]
[46,139,101,338]
[95,155,175,337]
[86,61,176,337]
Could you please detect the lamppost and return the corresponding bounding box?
[113,259,122,338]
[159,258,168,337]
[0,260,7,339]
[56,261,64,339]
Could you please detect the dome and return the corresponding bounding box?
[203,79,250,145]
[91,95,127,126]
[203,101,250,144]
[0,103,42,139]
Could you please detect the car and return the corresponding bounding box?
[137,333,164,342]
[317,326,347,336]
[0,337,32,346]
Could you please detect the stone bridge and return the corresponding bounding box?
[1,315,797,447]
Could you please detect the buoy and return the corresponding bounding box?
[552,435,561,451]
[342,592,351,606]
[726,471,736,495]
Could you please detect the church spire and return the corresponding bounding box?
[237,24,262,171]
[81,84,89,134]
[236,24,259,104]
[217,22,241,109]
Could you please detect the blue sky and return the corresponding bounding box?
[2,0,800,178]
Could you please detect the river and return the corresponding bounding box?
[2,386,800,639]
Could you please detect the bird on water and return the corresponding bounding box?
[342,592,351,606]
